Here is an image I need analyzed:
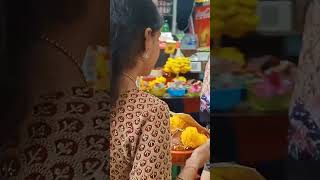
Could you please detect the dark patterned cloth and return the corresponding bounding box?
[289,0,320,160]
[0,87,110,179]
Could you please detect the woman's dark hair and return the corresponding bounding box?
[110,0,163,102]
[1,0,86,144]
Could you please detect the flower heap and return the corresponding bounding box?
[187,80,203,96]
[163,57,192,76]
[181,127,208,149]
[213,47,246,66]
[212,0,259,39]
[170,114,208,150]
[139,76,167,92]
[149,76,167,89]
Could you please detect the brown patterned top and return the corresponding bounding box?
[0,87,110,179]
[110,89,172,180]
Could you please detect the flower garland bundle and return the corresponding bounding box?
[212,0,259,39]
[163,57,191,76]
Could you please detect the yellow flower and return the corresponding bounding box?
[163,57,191,75]
[170,115,186,130]
[148,76,167,89]
[214,47,246,66]
[212,0,259,38]
[181,127,208,149]
[156,76,167,83]
[174,76,187,82]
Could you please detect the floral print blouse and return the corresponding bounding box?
[201,59,210,113]
[289,0,320,160]
[110,89,172,180]
[0,87,110,179]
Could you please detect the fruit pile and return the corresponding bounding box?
[170,113,209,150]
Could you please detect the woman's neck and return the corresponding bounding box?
[119,70,140,92]
[27,24,92,96]
[45,23,93,65]
[27,18,107,96]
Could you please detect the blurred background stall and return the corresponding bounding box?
[212,0,305,180]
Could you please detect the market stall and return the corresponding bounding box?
[87,1,210,178]
[212,0,301,179]
[152,0,211,179]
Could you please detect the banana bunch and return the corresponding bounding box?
[212,0,259,39]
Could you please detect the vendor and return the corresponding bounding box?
[110,0,210,179]
[287,0,320,178]
[200,59,210,127]
[199,59,211,179]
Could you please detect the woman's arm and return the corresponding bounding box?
[177,141,210,180]
[130,102,172,179]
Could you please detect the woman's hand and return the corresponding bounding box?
[186,140,210,170]
[177,140,210,180]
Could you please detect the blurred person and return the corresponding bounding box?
[287,0,320,179]
[288,0,320,161]
[200,59,210,180]
[1,0,109,179]
[110,0,210,179]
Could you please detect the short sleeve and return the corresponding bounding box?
[129,102,172,180]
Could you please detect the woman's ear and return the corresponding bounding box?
[143,27,153,59]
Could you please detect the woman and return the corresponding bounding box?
[287,0,320,179]
[200,59,211,180]
[1,0,109,179]
[288,0,320,161]
[110,0,210,179]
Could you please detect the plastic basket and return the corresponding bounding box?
[212,88,242,111]
[247,87,291,112]
[167,88,186,97]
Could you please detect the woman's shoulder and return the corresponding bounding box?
[33,86,110,105]
[111,89,170,124]
[117,89,168,108]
